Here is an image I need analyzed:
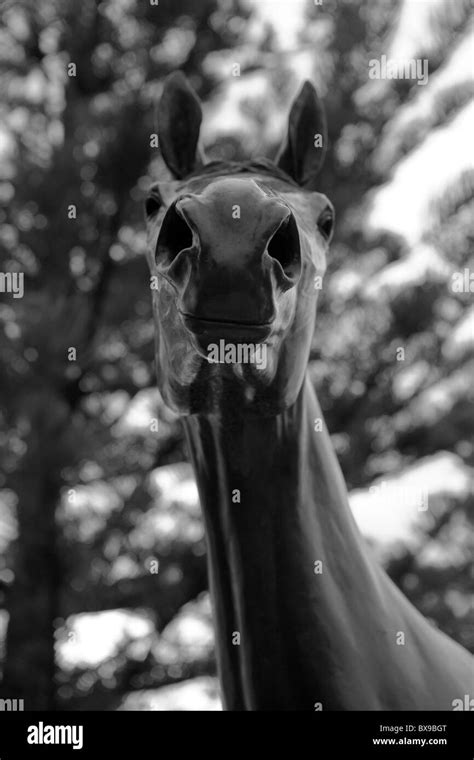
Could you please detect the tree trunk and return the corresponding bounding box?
[2,390,64,710]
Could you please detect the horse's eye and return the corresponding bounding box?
[317,206,334,242]
[145,194,163,217]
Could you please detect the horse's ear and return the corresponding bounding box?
[276,81,327,189]
[156,72,205,179]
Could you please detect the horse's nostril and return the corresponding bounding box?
[267,214,301,280]
[156,201,194,267]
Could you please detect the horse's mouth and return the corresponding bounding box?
[180,313,273,342]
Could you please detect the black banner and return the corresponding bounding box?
[0,711,472,757]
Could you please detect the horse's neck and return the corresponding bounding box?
[183,377,371,706]
[182,375,472,710]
